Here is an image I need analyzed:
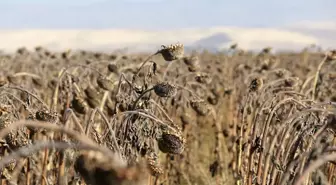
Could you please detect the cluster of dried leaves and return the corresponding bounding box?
[0,44,335,185]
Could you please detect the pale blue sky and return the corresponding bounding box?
[0,0,335,29]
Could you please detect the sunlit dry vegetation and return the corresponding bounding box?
[0,44,335,185]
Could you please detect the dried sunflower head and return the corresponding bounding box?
[327,114,336,131]
[249,78,263,92]
[326,50,336,61]
[230,43,238,50]
[35,110,58,123]
[16,47,28,55]
[97,76,114,91]
[107,63,119,74]
[85,86,102,99]
[158,43,184,61]
[48,79,58,89]
[153,82,177,98]
[35,46,43,52]
[195,72,212,84]
[72,95,89,114]
[157,129,185,154]
[262,47,272,54]
[207,93,219,105]
[190,99,211,116]
[183,55,200,72]
[0,107,29,149]
[146,153,163,177]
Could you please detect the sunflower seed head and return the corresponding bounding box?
[0,111,22,147]
[35,110,58,123]
[183,55,199,66]
[7,127,30,148]
[327,114,336,131]
[48,79,58,89]
[146,154,163,177]
[183,55,200,72]
[85,86,102,99]
[35,46,43,52]
[153,82,177,98]
[0,105,11,117]
[326,50,336,61]
[230,43,238,50]
[157,129,185,154]
[0,106,14,130]
[158,43,184,61]
[249,78,263,92]
[190,99,211,116]
[97,76,114,91]
[195,72,212,84]
[16,47,29,55]
[107,63,119,74]
[262,47,272,54]
[72,95,89,114]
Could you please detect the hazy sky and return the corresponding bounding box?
[0,0,335,29]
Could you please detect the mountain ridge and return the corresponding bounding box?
[0,24,334,53]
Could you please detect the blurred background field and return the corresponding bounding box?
[0,1,335,185]
[0,0,335,53]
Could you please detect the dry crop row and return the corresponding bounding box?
[0,44,335,185]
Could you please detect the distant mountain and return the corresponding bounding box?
[0,23,335,53]
[282,21,336,49]
[188,33,232,52]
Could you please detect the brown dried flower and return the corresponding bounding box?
[190,99,211,116]
[35,46,43,52]
[153,82,177,98]
[326,50,336,61]
[230,43,238,50]
[0,106,29,148]
[85,86,102,99]
[262,47,272,54]
[195,72,212,84]
[249,78,263,92]
[158,43,184,61]
[157,130,185,154]
[16,47,28,55]
[107,63,119,74]
[35,110,58,123]
[97,76,114,91]
[183,55,200,72]
[146,154,163,177]
[72,95,89,114]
